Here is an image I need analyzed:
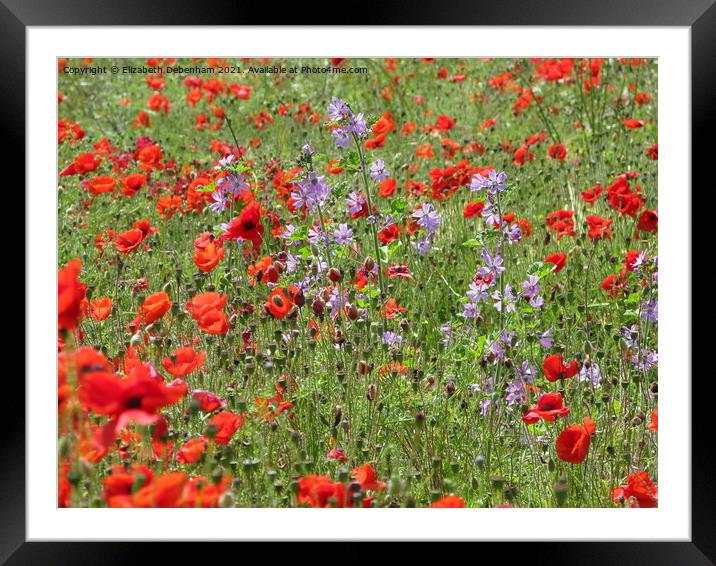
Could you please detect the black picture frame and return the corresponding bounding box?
[8,1,707,562]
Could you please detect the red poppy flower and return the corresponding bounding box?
[545,252,567,272]
[364,133,385,150]
[136,143,163,172]
[556,417,596,464]
[84,175,117,196]
[637,209,658,233]
[463,200,485,219]
[585,215,613,240]
[186,292,228,321]
[378,178,397,198]
[88,297,112,321]
[161,346,206,378]
[580,184,603,204]
[351,464,386,492]
[198,309,229,335]
[548,143,567,160]
[121,173,147,197]
[192,389,227,412]
[221,202,264,252]
[139,291,171,325]
[523,392,571,424]
[624,118,645,129]
[435,114,456,131]
[648,408,658,432]
[372,112,396,136]
[326,448,349,462]
[265,288,294,319]
[209,411,246,445]
[58,258,86,330]
[193,236,224,273]
[543,354,579,382]
[611,471,658,507]
[297,474,350,508]
[175,438,208,464]
[247,256,279,285]
[378,223,401,244]
[114,227,145,254]
[130,472,188,508]
[601,271,628,297]
[79,363,187,449]
[546,210,576,239]
[430,495,466,508]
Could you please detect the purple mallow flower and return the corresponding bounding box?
[333,223,353,245]
[412,203,441,234]
[640,299,658,323]
[291,171,331,211]
[369,159,389,181]
[383,331,404,346]
[579,362,602,387]
[470,169,508,194]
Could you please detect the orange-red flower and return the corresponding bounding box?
[430,495,466,508]
[161,346,206,378]
[121,173,147,197]
[58,259,86,330]
[139,291,171,325]
[522,392,570,424]
[351,464,386,492]
[586,215,613,240]
[611,471,658,507]
[544,252,567,272]
[176,437,208,464]
[296,474,350,508]
[186,292,228,321]
[193,234,224,273]
[84,175,117,196]
[209,411,246,445]
[88,297,112,321]
[556,417,596,464]
[265,288,294,319]
[543,354,579,382]
[221,201,264,252]
[463,200,485,219]
[79,362,187,449]
[198,309,229,334]
[114,227,145,254]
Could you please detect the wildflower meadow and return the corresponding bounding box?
[57,57,658,509]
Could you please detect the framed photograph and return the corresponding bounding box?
[10,0,707,562]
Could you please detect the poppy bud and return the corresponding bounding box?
[219,491,236,508]
[345,303,358,321]
[312,298,325,317]
[445,379,456,397]
[358,360,370,375]
[328,268,342,282]
[205,423,219,440]
[554,478,569,507]
[367,383,377,401]
[129,332,143,347]
[364,257,375,271]
[415,412,425,427]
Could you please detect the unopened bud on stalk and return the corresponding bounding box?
[328,268,343,283]
[312,298,325,317]
[367,383,377,401]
